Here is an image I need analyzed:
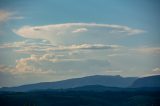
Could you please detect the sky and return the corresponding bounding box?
[0,0,160,87]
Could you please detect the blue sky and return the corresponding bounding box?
[0,0,160,87]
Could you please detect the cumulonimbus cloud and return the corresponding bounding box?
[13,23,145,44]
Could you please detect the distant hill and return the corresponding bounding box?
[0,75,137,92]
[131,75,160,88]
[68,85,123,92]
[68,85,160,92]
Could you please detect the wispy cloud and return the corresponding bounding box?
[152,68,160,72]
[72,28,88,33]
[0,40,113,78]
[132,47,160,55]
[0,40,121,55]
[141,67,160,77]
[0,10,24,23]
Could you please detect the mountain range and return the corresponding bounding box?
[0,75,160,92]
[131,75,160,88]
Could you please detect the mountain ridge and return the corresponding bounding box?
[131,75,160,88]
[0,75,137,92]
[1,75,160,92]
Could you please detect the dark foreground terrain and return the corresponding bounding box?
[0,89,160,106]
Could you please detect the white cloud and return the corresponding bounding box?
[105,70,122,73]
[134,47,160,54]
[152,68,160,72]
[0,65,13,73]
[66,44,120,50]
[47,44,121,52]
[15,55,56,74]
[0,64,58,87]
[0,52,110,75]
[72,28,88,33]
[13,23,144,44]
[18,43,120,55]
[0,10,24,22]
[0,10,12,22]
[141,68,160,77]
[0,40,121,55]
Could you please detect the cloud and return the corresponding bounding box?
[0,57,110,87]
[141,68,160,77]
[105,70,122,73]
[0,10,24,36]
[0,64,58,87]
[1,40,160,86]
[134,47,160,55]
[12,50,110,73]
[0,66,16,87]
[14,54,110,72]
[63,44,120,50]
[152,68,160,72]
[47,44,120,52]
[0,65,13,73]
[0,40,121,55]
[15,55,56,74]
[72,28,88,33]
[0,42,111,74]
[0,10,13,22]
[13,23,144,44]
[0,10,24,22]
[0,39,113,75]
